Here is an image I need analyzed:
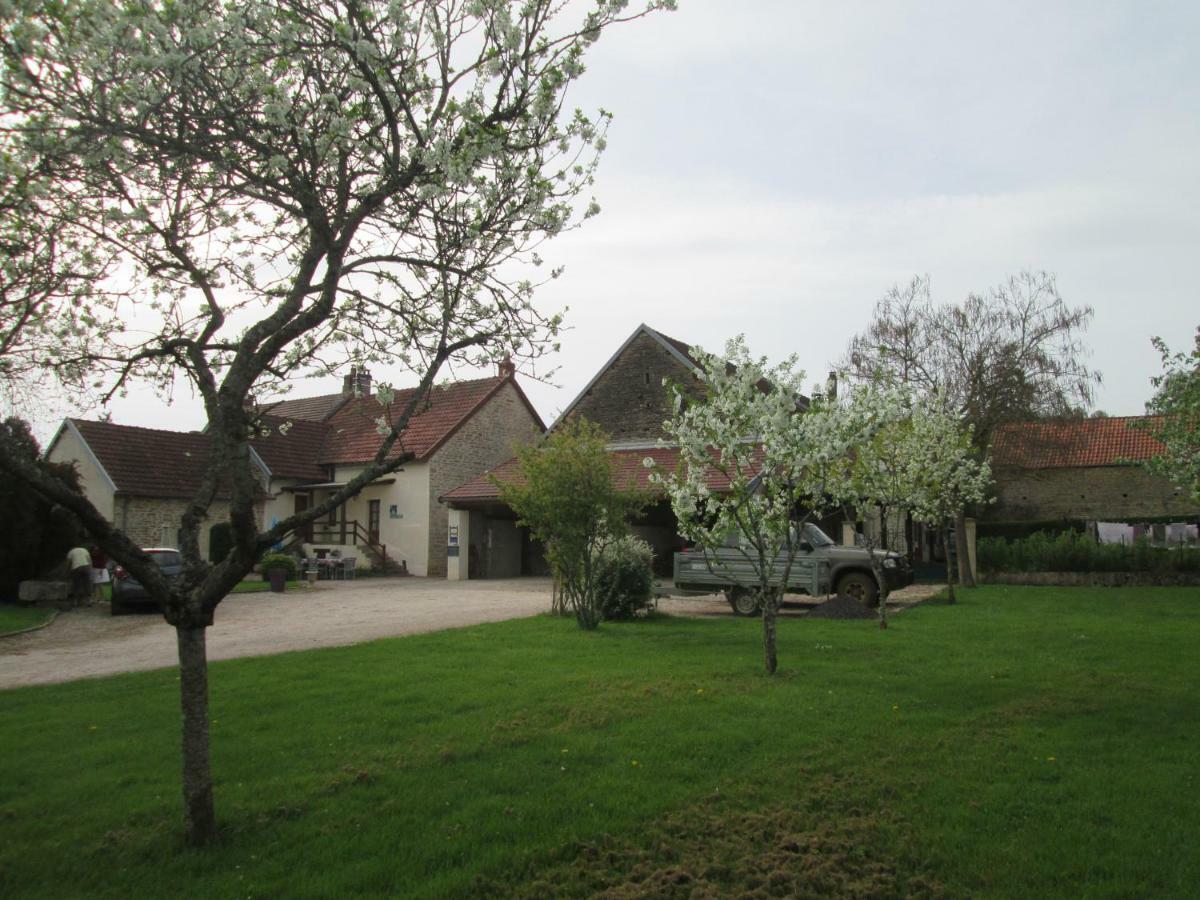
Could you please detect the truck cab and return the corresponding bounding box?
[673,523,914,615]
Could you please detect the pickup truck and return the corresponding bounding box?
[672,523,914,616]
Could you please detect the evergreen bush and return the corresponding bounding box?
[0,418,83,599]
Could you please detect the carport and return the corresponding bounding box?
[439,446,699,580]
[442,498,548,580]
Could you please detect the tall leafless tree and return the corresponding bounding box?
[841,271,1100,584]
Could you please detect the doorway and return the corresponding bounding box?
[294,493,313,542]
[368,499,381,545]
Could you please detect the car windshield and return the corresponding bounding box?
[147,550,182,567]
[800,523,835,547]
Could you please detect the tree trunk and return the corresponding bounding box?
[869,557,889,630]
[955,512,976,588]
[761,592,778,675]
[942,525,956,604]
[177,624,217,846]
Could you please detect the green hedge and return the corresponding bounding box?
[978,531,1200,574]
[976,520,1087,542]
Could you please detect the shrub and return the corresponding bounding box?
[978,531,1200,574]
[208,522,234,563]
[497,420,648,629]
[0,418,83,599]
[259,552,298,581]
[593,536,654,620]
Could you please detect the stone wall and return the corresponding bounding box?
[987,465,1200,523]
[427,382,543,576]
[114,496,261,559]
[563,330,705,441]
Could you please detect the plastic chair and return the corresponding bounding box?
[340,557,357,580]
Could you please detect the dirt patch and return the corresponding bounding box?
[478,781,945,899]
[806,595,876,620]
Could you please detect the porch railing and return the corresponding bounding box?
[298,519,391,570]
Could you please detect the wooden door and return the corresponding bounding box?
[294,493,313,542]
[368,499,381,545]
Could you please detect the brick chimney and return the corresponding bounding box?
[497,356,515,379]
[342,366,372,397]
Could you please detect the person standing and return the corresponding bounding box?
[67,544,92,607]
[90,545,110,604]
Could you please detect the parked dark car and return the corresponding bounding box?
[111,548,183,615]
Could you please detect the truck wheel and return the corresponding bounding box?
[726,587,761,617]
[836,572,879,608]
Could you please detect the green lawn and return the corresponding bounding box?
[0,605,53,636]
[1,586,1197,898]
[227,579,304,594]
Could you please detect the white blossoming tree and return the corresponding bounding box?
[829,391,991,618]
[654,337,900,674]
[1142,329,1200,502]
[0,0,673,845]
[903,400,992,603]
[822,383,915,629]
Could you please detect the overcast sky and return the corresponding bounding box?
[54,0,1200,438]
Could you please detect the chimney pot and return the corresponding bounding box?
[343,366,372,396]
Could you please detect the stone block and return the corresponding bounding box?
[18,580,70,604]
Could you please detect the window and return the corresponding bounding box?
[147,549,183,567]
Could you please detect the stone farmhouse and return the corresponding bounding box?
[439,323,821,579]
[52,325,1184,583]
[45,364,543,576]
[985,416,1200,542]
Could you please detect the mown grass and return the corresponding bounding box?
[0,605,53,636]
[1,586,1197,898]
[227,579,304,594]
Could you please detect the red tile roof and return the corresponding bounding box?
[262,392,350,422]
[250,417,329,481]
[66,376,534,497]
[990,416,1166,469]
[441,445,758,505]
[319,376,521,465]
[438,454,523,503]
[69,419,237,499]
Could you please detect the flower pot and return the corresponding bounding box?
[267,567,287,593]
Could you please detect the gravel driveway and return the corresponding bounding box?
[1,578,942,690]
[0,576,554,689]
